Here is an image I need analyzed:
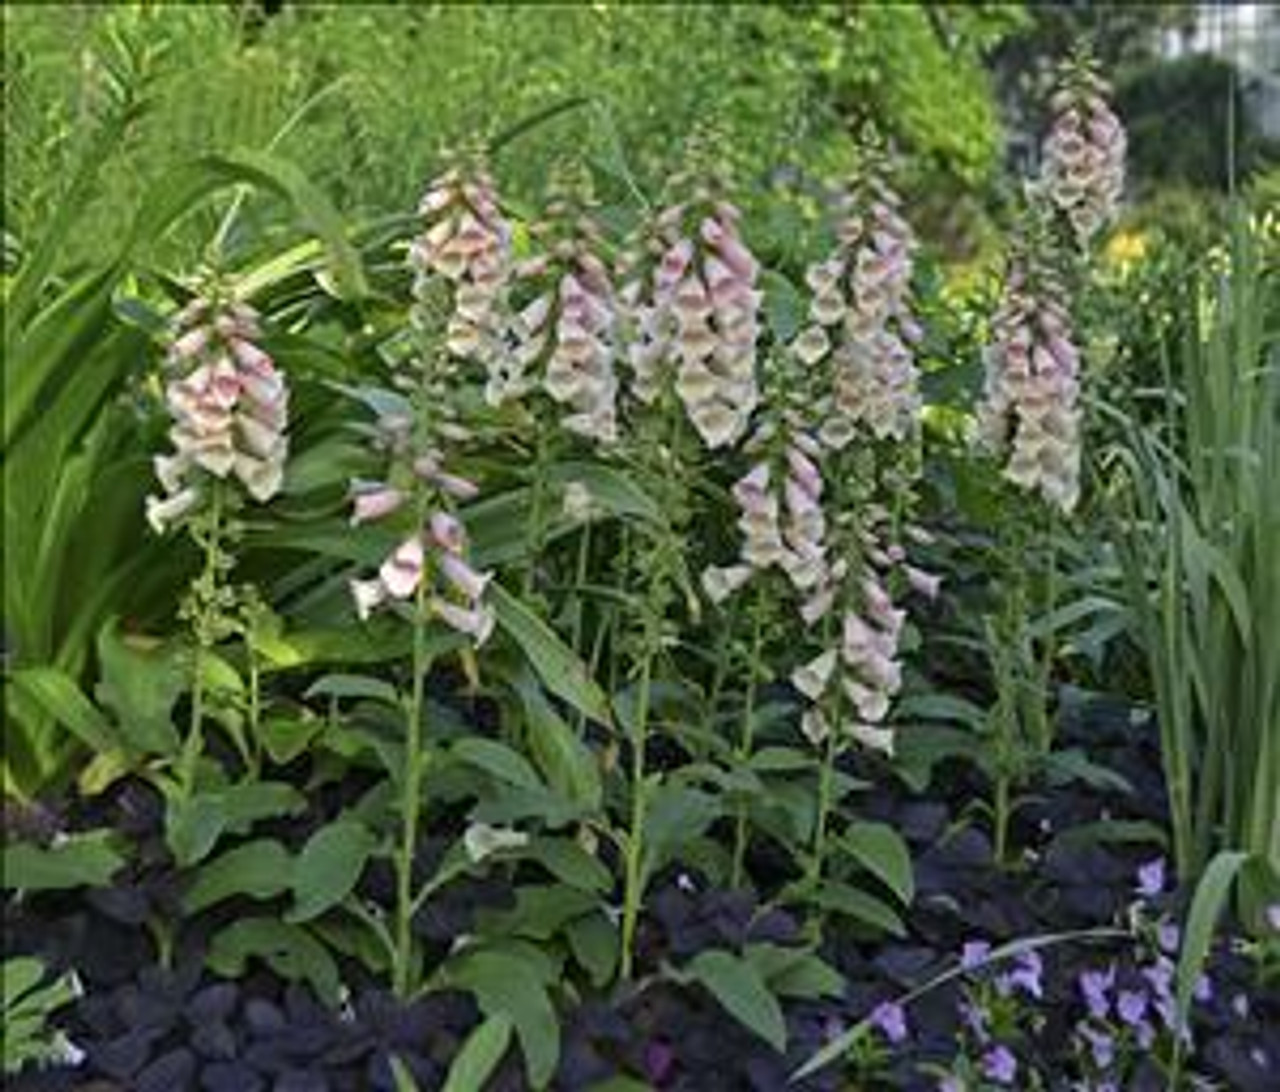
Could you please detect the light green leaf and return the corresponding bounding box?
[8,667,118,753]
[207,918,341,1006]
[451,738,544,792]
[304,673,401,708]
[167,782,306,867]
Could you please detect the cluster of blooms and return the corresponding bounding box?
[147,298,289,534]
[411,160,514,396]
[792,167,923,448]
[509,177,620,443]
[347,411,493,645]
[622,188,762,448]
[975,252,1082,513]
[1041,60,1126,246]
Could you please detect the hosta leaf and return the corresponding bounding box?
[184,839,294,914]
[2,831,125,892]
[841,822,914,904]
[288,821,375,923]
[686,949,787,1052]
[441,1014,514,1092]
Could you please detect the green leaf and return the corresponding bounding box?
[514,673,602,811]
[1174,851,1250,1064]
[478,886,598,941]
[489,583,611,727]
[259,715,326,766]
[640,783,720,889]
[841,822,914,904]
[7,668,119,753]
[167,782,306,867]
[524,837,611,893]
[686,949,787,1053]
[449,949,560,1089]
[441,1013,514,1092]
[2,958,48,1007]
[451,738,544,792]
[2,831,125,892]
[94,625,185,756]
[807,880,905,936]
[184,839,294,914]
[565,913,618,988]
[207,918,341,1006]
[744,944,844,1000]
[388,1056,422,1092]
[304,674,401,708]
[288,821,375,923]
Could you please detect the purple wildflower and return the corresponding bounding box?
[1193,974,1212,1003]
[1005,950,1044,999]
[1157,920,1180,954]
[1079,966,1115,1020]
[1135,858,1166,899]
[1079,1023,1115,1069]
[961,940,991,970]
[960,998,989,1043]
[938,1078,964,1092]
[869,1000,909,1045]
[1116,989,1148,1027]
[981,1045,1018,1086]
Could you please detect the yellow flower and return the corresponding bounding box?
[1104,229,1148,270]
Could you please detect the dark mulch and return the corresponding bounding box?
[5,693,1278,1091]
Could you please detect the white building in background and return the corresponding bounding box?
[1162,2,1280,140]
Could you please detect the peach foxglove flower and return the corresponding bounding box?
[700,564,754,605]
[145,487,200,535]
[147,298,289,533]
[350,484,406,526]
[429,511,466,554]
[792,649,838,701]
[379,535,425,600]
[434,599,496,646]
[350,578,388,622]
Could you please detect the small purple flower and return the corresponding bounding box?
[1142,956,1174,1000]
[1079,966,1115,1020]
[1116,989,1148,1027]
[1135,858,1166,899]
[1005,950,1043,999]
[1157,920,1181,954]
[938,1078,964,1092]
[643,1040,676,1083]
[961,940,991,970]
[1079,1023,1115,1069]
[869,1000,908,1045]
[1135,1019,1156,1050]
[1193,973,1212,1003]
[981,1045,1018,1086]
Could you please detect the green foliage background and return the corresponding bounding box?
[3,3,1024,271]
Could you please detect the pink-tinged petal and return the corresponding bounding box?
[235,453,284,502]
[379,536,425,599]
[905,565,942,600]
[350,485,406,526]
[153,454,189,495]
[700,564,753,605]
[800,707,830,747]
[145,487,200,535]
[429,511,466,554]
[850,720,895,756]
[800,586,836,625]
[791,649,837,701]
[350,578,387,621]
[439,552,492,602]
[785,446,822,499]
[171,327,209,360]
[434,600,496,646]
[229,338,273,374]
[434,472,480,502]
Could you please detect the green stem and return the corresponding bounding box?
[809,727,839,896]
[522,430,552,598]
[993,772,1011,868]
[393,578,431,999]
[730,597,766,890]
[179,487,225,799]
[619,639,655,983]
[570,522,593,736]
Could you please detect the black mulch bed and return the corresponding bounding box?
[5,694,1278,1091]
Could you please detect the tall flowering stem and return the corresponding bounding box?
[148,292,290,794]
[348,169,500,995]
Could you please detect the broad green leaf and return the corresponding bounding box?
[478,886,597,941]
[489,583,611,727]
[565,913,618,988]
[288,821,375,923]
[167,782,306,867]
[524,837,611,893]
[449,949,560,1089]
[207,918,341,1005]
[259,715,326,766]
[744,944,844,1000]
[2,958,47,1006]
[841,822,914,904]
[304,674,401,708]
[441,1013,514,1092]
[807,881,905,936]
[184,839,294,914]
[2,831,125,892]
[389,1056,422,1092]
[94,625,185,757]
[451,738,544,792]
[640,783,720,888]
[8,667,118,753]
[686,949,787,1053]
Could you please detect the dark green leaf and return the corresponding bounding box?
[2,831,125,892]
[184,839,294,914]
[288,821,375,923]
[841,822,914,904]
[207,918,341,1006]
[440,1013,514,1092]
[686,949,787,1052]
